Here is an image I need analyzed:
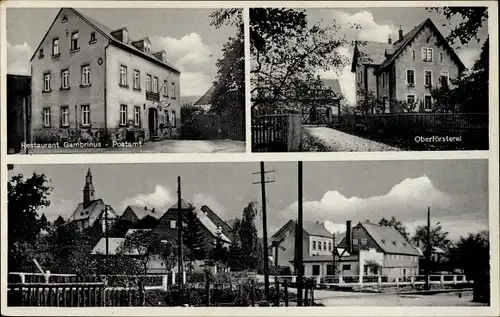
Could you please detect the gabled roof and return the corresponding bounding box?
[70,199,117,222]
[352,18,465,74]
[125,228,152,237]
[271,220,333,240]
[91,237,140,255]
[126,205,163,220]
[321,79,342,98]
[200,205,233,238]
[30,8,180,73]
[194,85,215,106]
[359,222,420,256]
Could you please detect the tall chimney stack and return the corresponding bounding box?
[398,26,403,40]
[346,220,352,254]
[388,35,392,44]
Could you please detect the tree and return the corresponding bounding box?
[181,104,206,124]
[182,206,205,271]
[8,173,53,271]
[411,222,451,273]
[212,230,230,267]
[355,89,385,115]
[448,231,489,280]
[122,231,170,275]
[239,201,258,256]
[250,8,352,110]
[136,215,159,229]
[378,217,410,240]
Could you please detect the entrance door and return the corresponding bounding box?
[148,108,158,135]
[312,265,320,276]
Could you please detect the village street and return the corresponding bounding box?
[304,126,401,152]
[18,139,245,154]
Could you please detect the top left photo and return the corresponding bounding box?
[6,7,245,154]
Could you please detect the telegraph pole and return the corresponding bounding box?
[177,176,184,301]
[105,205,109,275]
[332,233,336,275]
[297,161,304,306]
[425,207,431,291]
[252,162,275,300]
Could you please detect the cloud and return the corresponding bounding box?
[180,72,213,96]
[317,46,355,105]
[7,42,32,75]
[278,176,487,241]
[456,48,480,69]
[151,33,213,73]
[334,11,398,43]
[121,185,175,210]
[192,193,227,218]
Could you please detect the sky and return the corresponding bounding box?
[8,160,489,241]
[305,7,489,105]
[6,8,239,97]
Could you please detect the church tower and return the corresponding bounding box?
[83,168,95,205]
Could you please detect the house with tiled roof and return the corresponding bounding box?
[338,221,420,278]
[69,168,118,232]
[194,85,215,111]
[30,7,182,145]
[351,18,465,113]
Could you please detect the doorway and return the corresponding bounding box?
[312,265,320,276]
[148,108,158,136]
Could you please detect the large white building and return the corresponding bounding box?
[30,8,181,146]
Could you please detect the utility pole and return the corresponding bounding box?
[425,207,431,291]
[252,162,275,301]
[105,205,109,275]
[332,233,336,275]
[177,176,184,302]
[297,161,304,306]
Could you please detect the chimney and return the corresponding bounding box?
[365,219,370,223]
[152,208,155,213]
[346,220,352,254]
[398,26,403,40]
[144,206,147,210]
[388,35,392,44]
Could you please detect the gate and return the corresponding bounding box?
[302,106,329,125]
[251,106,302,152]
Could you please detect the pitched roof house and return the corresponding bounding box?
[194,85,215,111]
[352,18,466,113]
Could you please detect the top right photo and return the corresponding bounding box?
[250,7,490,152]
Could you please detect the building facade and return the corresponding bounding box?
[30,8,181,145]
[352,18,465,113]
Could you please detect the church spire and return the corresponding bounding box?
[83,168,95,205]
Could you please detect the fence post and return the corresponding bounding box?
[205,273,210,306]
[440,275,445,289]
[310,280,315,306]
[304,279,309,306]
[411,276,415,288]
[183,271,187,285]
[275,278,280,307]
[284,279,289,307]
[172,271,176,285]
[378,275,382,288]
[162,275,168,291]
[139,279,145,306]
[251,279,255,307]
[395,276,399,288]
[45,270,51,283]
[339,275,343,284]
[453,275,457,285]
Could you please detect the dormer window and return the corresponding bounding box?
[39,48,44,58]
[62,15,68,23]
[122,29,129,44]
[90,32,96,44]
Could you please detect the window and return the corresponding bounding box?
[353,238,358,245]
[312,241,316,250]
[43,108,51,127]
[71,31,80,51]
[328,242,332,251]
[361,239,367,245]
[170,220,176,229]
[61,69,69,89]
[412,50,415,61]
[61,106,69,127]
[52,38,59,56]
[134,106,140,125]
[424,95,432,111]
[133,70,140,89]
[120,104,128,125]
[43,73,51,91]
[406,69,415,86]
[171,82,176,98]
[163,80,168,96]
[172,110,176,127]
[424,70,432,87]
[39,48,44,58]
[323,241,327,250]
[81,65,90,86]
[407,95,416,105]
[153,76,158,93]
[120,65,128,86]
[422,47,433,61]
[342,264,351,271]
[318,241,322,250]
[440,52,443,62]
[81,105,90,126]
[62,15,68,23]
[440,70,449,86]
[90,32,96,43]
[146,74,152,91]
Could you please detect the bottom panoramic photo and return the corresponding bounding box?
[6,160,490,307]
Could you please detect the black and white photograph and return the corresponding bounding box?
[6,7,245,154]
[6,160,490,307]
[250,7,489,152]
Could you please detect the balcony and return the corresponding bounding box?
[146,91,159,102]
